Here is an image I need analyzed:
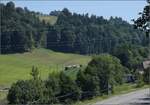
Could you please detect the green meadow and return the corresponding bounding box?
[38,15,58,25]
[0,49,91,87]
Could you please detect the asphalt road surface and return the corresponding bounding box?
[93,88,150,105]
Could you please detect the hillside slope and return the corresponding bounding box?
[0,49,91,87]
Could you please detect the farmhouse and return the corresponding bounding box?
[124,59,150,83]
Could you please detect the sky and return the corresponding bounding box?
[1,0,147,23]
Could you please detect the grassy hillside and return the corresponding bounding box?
[38,15,57,25]
[0,49,91,87]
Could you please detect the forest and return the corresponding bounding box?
[1,2,149,54]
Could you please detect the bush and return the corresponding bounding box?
[43,74,60,103]
[76,69,100,99]
[7,67,45,104]
[58,71,81,103]
[7,80,31,104]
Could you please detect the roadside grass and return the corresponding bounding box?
[74,84,149,105]
[0,48,91,87]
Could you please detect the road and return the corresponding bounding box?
[93,88,150,105]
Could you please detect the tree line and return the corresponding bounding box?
[1,2,149,54]
[47,8,148,54]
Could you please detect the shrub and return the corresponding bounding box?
[7,67,45,104]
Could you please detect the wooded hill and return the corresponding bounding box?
[1,2,149,54]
